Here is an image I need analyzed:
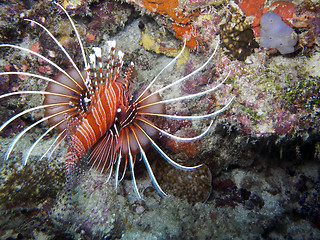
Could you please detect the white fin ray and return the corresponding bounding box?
[89,133,111,171]
[0,90,79,100]
[126,129,142,199]
[137,116,214,142]
[53,2,87,68]
[112,50,124,83]
[135,39,187,103]
[39,130,66,161]
[24,119,65,165]
[114,149,122,190]
[103,136,118,183]
[92,47,102,58]
[100,135,115,175]
[138,71,230,110]
[133,122,202,171]
[138,40,219,104]
[142,96,235,120]
[0,44,84,91]
[0,72,82,95]
[0,102,69,133]
[89,53,96,67]
[5,107,76,161]
[104,40,117,87]
[92,47,103,86]
[24,19,87,88]
[130,125,167,197]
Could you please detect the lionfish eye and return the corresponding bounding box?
[80,92,91,112]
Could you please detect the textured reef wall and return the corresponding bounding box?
[0,0,319,239]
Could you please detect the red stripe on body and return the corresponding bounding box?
[65,81,124,172]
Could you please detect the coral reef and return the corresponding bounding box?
[0,0,319,239]
[139,18,190,67]
[155,158,212,203]
[0,1,26,45]
[0,160,65,205]
[128,0,225,50]
[293,0,320,47]
[238,0,297,37]
[238,0,320,53]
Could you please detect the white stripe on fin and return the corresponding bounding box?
[106,40,116,50]
[92,47,102,58]
[89,53,96,67]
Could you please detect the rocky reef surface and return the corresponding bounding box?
[0,0,319,239]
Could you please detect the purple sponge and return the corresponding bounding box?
[260,12,297,54]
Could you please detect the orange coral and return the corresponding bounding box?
[141,0,196,24]
[238,0,265,36]
[167,138,201,159]
[238,0,265,16]
[269,1,296,26]
[172,23,199,49]
[135,0,200,49]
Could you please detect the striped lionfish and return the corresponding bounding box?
[0,2,233,198]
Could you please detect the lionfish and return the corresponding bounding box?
[0,2,233,198]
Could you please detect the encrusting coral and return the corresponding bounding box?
[128,0,224,49]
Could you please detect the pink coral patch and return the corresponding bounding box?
[30,42,39,53]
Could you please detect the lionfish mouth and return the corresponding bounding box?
[0,2,234,198]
